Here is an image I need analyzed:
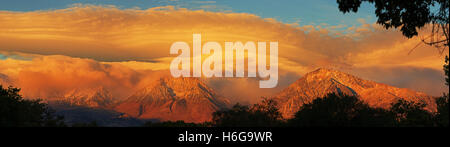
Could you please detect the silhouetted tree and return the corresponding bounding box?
[288,94,395,127]
[433,57,449,127]
[250,98,283,123]
[390,99,434,127]
[434,94,449,127]
[0,85,66,127]
[212,98,284,127]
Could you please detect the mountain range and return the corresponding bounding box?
[0,68,438,124]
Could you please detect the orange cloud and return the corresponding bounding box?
[0,54,166,99]
[0,5,310,63]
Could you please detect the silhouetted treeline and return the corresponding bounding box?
[211,98,284,127]
[288,94,395,127]
[0,85,66,127]
[143,93,449,127]
[287,94,444,127]
[0,85,104,127]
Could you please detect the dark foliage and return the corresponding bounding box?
[434,94,449,127]
[433,55,449,127]
[287,93,449,127]
[0,85,66,127]
[337,0,448,38]
[390,99,434,126]
[288,93,395,127]
[212,98,284,127]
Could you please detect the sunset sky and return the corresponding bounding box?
[0,0,447,104]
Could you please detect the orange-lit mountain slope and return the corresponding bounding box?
[115,76,230,123]
[273,68,437,118]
